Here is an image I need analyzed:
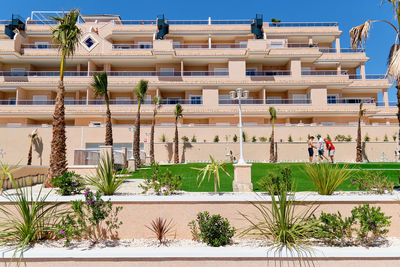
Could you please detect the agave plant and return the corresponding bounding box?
[146,217,174,245]
[304,163,351,195]
[86,153,125,195]
[239,182,318,255]
[0,185,64,261]
[192,155,230,193]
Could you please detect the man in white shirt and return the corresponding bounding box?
[316,134,329,162]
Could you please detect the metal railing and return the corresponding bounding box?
[0,71,228,77]
[286,43,318,48]
[327,98,375,104]
[376,101,397,107]
[26,20,58,25]
[114,20,156,25]
[319,47,365,53]
[268,22,338,27]
[219,99,265,105]
[246,70,291,76]
[112,44,153,49]
[349,74,387,80]
[0,20,11,25]
[0,71,88,77]
[301,70,348,76]
[174,43,246,49]
[266,99,311,105]
[21,43,59,49]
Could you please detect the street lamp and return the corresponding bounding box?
[230,88,249,165]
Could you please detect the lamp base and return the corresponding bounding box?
[232,163,253,192]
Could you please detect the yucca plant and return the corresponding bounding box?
[0,185,65,261]
[192,155,230,193]
[146,217,174,245]
[86,154,125,195]
[304,163,351,195]
[0,161,19,194]
[239,182,318,254]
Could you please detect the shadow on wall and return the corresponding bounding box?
[33,136,43,165]
[181,141,193,163]
[165,142,173,163]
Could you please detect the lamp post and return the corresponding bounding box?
[230,88,249,165]
[230,88,253,192]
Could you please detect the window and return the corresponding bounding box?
[84,37,95,48]
[32,95,48,105]
[65,97,75,105]
[190,95,202,105]
[35,42,49,49]
[327,94,339,104]
[292,94,308,104]
[246,68,258,76]
[80,34,99,51]
[167,97,181,105]
[214,68,228,75]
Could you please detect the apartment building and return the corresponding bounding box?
[0,12,395,128]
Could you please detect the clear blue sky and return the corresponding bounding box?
[0,0,398,101]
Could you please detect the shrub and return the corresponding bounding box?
[242,131,247,142]
[240,180,318,252]
[259,136,267,142]
[351,204,391,246]
[345,135,352,142]
[213,135,220,143]
[393,134,397,141]
[364,134,370,142]
[86,154,125,195]
[351,170,394,194]
[384,134,389,142]
[288,135,293,142]
[146,217,174,245]
[326,134,332,141]
[233,134,238,142]
[257,167,292,193]
[161,134,167,142]
[181,136,189,142]
[315,211,355,246]
[192,155,230,193]
[57,189,123,246]
[191,135,197,143]
[189,211,235,247]
[252,136,257,142]
[51,171,84,196]
[304,163,351,195]
[0,186,65,259]
[375,137,379,141]
[334,134,346,142]
[140,163,183,195]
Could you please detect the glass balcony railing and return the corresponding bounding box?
[0,99,203,106]
[0,20,11,25]
[268,22,338,27]
[21,44,59,49]
[0,71,229,77]
[319,47,365,53]
[301,70,348,76]
[246,70,291,76]
[218,99,311,105]
[376,101,397,107]
[112,44,153,49]
[219,99,265,105]
[327,98,375,104]
[349,74,386,80]
[174,43,246,49]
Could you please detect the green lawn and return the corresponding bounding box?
[129,163,400,192]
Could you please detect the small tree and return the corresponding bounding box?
[193,156,230,193]
[174,104,183,164]
[233,134,238,142]
[213,135,220,143]
[288,135,293,143]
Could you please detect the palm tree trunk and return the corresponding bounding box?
[134,102,142,169]
[105,99,113,146]
[47,52,67,185]
[150,111,156,164]
[269,122,275,163]
[27,140,33,165]
[174,118,179,164]
[356,115,362,162]
[397,83,400,160]
[214,173,217,193]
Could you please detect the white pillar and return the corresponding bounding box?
[208,36,211,49]
[360,64,366,80]
[335,37,341,54]
[383,89,389,107]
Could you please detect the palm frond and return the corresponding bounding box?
[349,20,371,50]
[174,103,183,119]
[387,43,400,81]
[135,80,148,102]
[91,72,108,97]
[269,106,276,120]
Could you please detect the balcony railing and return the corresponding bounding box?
[0,99,203,106]
[114,20,156,25]
[26,20,58,25]
[112,44,153,49]
[0,20,11,25]
[174,43,246,49]
[376,101,397,107]
[266,99,311,105]
[0,71,229,77]
[349,74,386,80]
[219,99,265,105]
[301,70,348,76]
[319,47,365,53]
[327,98,375,104]
[21,44,59,49]
[246,70,291,76]
[268,22,338,27]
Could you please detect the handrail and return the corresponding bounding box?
[0,71,229,77]
[174,43,246,49]
[268,22,338,27]
[219,98,312,105]
[349,74,387,80]
[26,20,58,25]
[21,43,59,49]
[112,44,153,49]
[0,99,203,106]
[301,70,348,76]
[246,70,291,76]
[319,47,365,53]
[0,20,11,25]
[327,98,375,104]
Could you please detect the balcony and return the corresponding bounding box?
[218,98,311,105]
[268,22,338,27]
[174,43,246,49]
[246,70,291,76]
[112,44,153,49]
[327,98,376,105]
[21,43,59,49]
[0,71,228,77]
[319,48,365,53]
[301,70,347,76]
[349,74,386,80]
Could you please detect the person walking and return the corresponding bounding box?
[316,134,329,162]
[324,138,336,163]
[307,136,315,163]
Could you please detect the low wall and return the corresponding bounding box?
[0,166,48,189]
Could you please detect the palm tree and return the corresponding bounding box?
[91,72,113,146]
[356,101,366,162]
[192,155,230,193]
[150,96,162,164]
[47,9,81,183]
[27,129,38,165]
[350,1,400,159]
[269,106,277,163]
[133,80,148,169]
[174,103,183,164]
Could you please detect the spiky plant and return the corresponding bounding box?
[350,1,400,159]
[150,96,162,164]
[0,161,19,194]
[133,80,148,169]
[47,9,81,184]
[269,106,277,163]
[356,101,366,162]
[146,217,174,245]
[86,153,125,195]
[192,155,230,193]
[91,72,113,146]
[27,128,38,165]
[174,103,183,164]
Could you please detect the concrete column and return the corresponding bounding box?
[383,89,389,107]
[77,64,81,72]
[156,88,160,97]
[308,36,313,46]
[309,87,327,106]
[208,36,211,49]
[335,37,341,54]
[290,58,302,78]
[15,87,20,105]
[202,88,219,106]
[262,88,266,105]
[233,163,253,192]
[228,59,246,80]
[180,60,184,76]
[121,147,128,169]
[336,63,342,75]
[360,64,366,80]
[75,91,80,102]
